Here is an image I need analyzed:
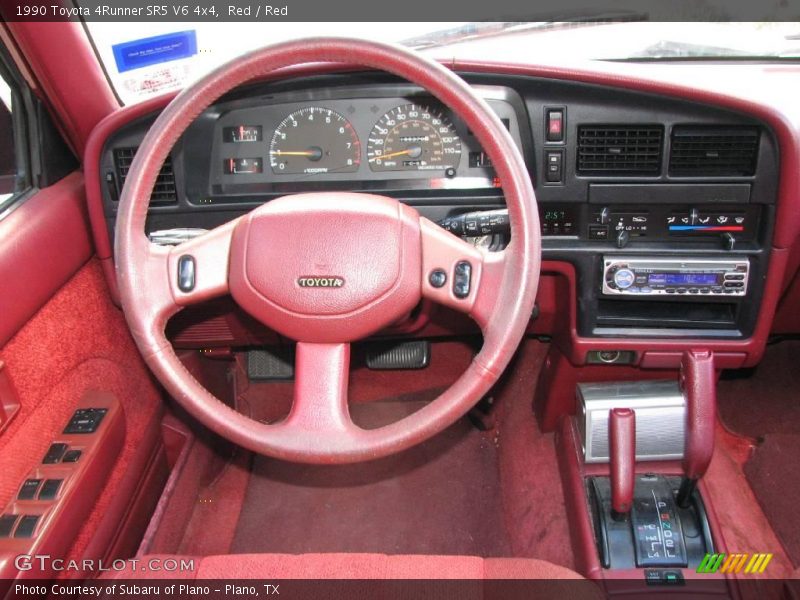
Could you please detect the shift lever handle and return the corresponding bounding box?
[677,349,716,507]
[609,407,636,519]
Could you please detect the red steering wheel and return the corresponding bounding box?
[116,38,541,464]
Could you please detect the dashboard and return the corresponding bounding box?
[96,71,781,362]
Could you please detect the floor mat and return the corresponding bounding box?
[718,340,800,438]
[743,434,800,566]
[231,397,512,557]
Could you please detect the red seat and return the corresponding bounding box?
[104,553,591,579]
[102,553,603,599]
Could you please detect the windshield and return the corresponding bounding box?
[82,21,800,105]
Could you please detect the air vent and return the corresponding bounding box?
[669,126,759,177]
[113,147,177,204]
[577,125,663,175]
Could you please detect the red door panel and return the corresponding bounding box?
[0,175,165,582]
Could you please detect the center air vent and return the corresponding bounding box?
[113,147,177,204]
[577,125,663,175]
[669,126,760,177]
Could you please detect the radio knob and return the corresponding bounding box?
[613,268,635,290]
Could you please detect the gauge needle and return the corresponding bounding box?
[270,150,317,156]
[368,149,413,162]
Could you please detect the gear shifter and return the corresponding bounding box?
[609,408,635,519]
[676,349,717,508]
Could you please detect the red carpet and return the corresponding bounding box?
[716,340,800,568]
[231,397,512,557]
[145,339,573,569]
[743,434,800,567]
[717,340,800,437]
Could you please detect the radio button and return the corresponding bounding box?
[677,288,687,294]
[665,289,676,294]
[613,269,635,289]
[725,274,745,281]
[700,288,710,294]
[689,288,699,294]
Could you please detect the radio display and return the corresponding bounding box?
[648,273,719,285]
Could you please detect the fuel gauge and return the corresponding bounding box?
[223,157,263,175]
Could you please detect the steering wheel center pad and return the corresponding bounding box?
[229,193,422,342]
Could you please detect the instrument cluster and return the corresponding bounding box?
[207,89,523,196]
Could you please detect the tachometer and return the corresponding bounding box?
[269,107,360,175]
[367,104,462,172]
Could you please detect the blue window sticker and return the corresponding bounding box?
[112,30,197,73]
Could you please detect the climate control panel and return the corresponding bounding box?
[602,256,749,297]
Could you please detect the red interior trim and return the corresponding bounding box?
[0,173,92,346]
[4,21,118,155]
[83,60,800,365]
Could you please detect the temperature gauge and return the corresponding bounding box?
[223,157,263,175]
[223,125,262,143]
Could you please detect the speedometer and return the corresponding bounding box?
[366,104,462,172]
[269,107,360,175]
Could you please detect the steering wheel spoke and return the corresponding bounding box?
[277,342,355,437]
[166,219,238,306]
[420,217,506,330]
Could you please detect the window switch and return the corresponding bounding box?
[38,479,63,501]
[14,515,40,538]
[43,442,68,464]
[62,449,82,463]
[18,479,42,501]
[0,514,18,538]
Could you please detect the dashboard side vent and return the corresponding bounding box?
[113,146,177,204]
[577,125,663,175]
[669,126,760,177]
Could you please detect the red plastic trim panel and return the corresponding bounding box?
[0,172,92,347]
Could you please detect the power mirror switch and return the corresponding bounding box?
[42,442,68,464]
[63,408,107,434]
[18,479,42,501]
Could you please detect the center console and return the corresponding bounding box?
[556,351,733,596]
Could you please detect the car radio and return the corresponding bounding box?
[602,257,749,297]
